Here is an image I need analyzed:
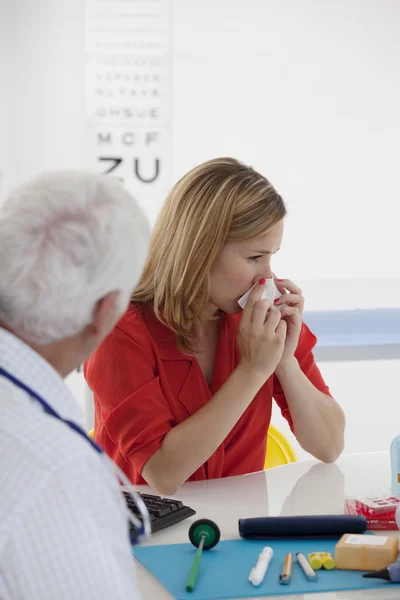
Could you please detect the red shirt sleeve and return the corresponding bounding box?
[273,322,332,433]
[84,312,174,476]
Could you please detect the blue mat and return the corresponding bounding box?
[134,538,398,599]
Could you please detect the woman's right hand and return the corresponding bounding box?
[237,280,287,382]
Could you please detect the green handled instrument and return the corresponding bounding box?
[185,519,221,592]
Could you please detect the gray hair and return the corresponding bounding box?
[0,171,150,344]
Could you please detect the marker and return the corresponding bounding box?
[296,551,317,581]
[249,547,273,587]
[279,552,293,585]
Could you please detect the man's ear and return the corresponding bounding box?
[91,290,121,338]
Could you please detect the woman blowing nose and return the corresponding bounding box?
[85,158,345,494]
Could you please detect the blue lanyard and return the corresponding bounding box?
[0,367,103,453]
[0,365,150,545]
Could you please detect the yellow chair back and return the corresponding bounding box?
[264,424,297,469]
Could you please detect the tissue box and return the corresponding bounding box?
[335,534,399,571]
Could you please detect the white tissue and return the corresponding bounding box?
[237,278,283,310]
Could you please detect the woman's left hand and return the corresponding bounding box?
[273,278,304,364]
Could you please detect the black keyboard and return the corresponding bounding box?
[123,492,196,536]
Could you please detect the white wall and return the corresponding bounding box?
[172,0,400,281]
[2,0,400,455]
[273,358,400,461]
[4,0,85,189]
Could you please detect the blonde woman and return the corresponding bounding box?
[85,158,345,494]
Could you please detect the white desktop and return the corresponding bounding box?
[134,451,399,600]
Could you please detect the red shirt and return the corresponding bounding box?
[84,305,330,484]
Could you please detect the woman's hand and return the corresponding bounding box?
[237,280,287,382]
[273,278,304,365]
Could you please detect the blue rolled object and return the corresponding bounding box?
[239,515,367,539]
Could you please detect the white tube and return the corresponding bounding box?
[249,547,274,587]
[296,552,317,581]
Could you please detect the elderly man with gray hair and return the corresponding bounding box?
[0,171,150,599]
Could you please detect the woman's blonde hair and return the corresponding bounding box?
[132,157,286,352]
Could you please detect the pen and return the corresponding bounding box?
[249,546,273,587]
[296,551,317,581]
[279,552,293,585]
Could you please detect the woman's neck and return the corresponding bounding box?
[202,302,221,320]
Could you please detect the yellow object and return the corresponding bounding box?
[308,552,335,571]
[335,534,398,571]
[264,424,297,469]
[88,428,94,439]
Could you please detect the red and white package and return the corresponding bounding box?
[345,495,400,531]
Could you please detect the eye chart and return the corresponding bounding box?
[85,0,171,223]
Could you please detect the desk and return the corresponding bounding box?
[135,451,399,599]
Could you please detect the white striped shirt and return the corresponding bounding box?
[0,328,141,600]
